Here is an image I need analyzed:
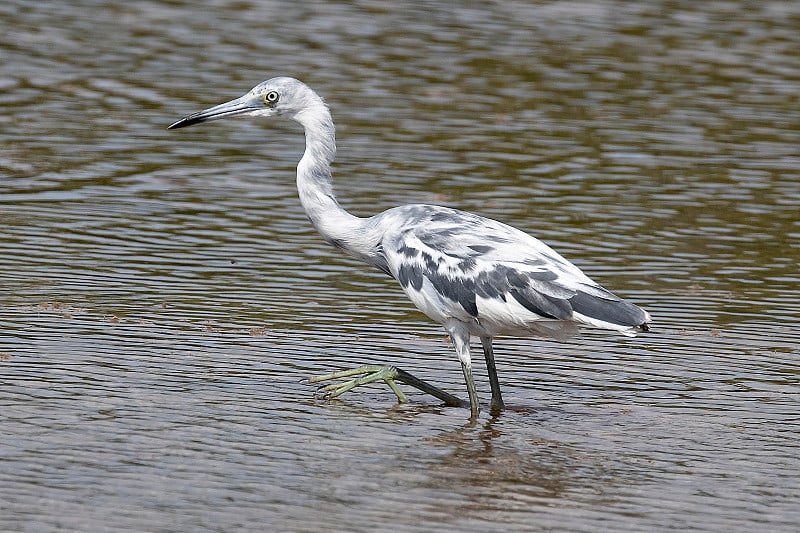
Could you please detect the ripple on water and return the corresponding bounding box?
[2,0,799,531]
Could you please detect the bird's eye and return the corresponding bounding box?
[264,91,279,104]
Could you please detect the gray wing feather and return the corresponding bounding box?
[376,205,648,330]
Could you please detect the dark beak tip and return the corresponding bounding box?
[167,118,190,130]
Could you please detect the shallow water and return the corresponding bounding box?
[1,1,799,531]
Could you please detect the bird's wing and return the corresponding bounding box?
[379,205,648,335]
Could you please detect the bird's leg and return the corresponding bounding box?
[391,367,467,407]
[480,336,504,413]
[446,320,480,418]
[310,365,408,403]
[460,360,479,419]
[309,365,465,407]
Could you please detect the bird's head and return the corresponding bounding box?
[168,76,325,130]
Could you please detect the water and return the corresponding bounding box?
[2,1,798,531]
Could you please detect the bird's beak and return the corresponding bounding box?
[167,94,263,130]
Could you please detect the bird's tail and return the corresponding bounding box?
[569,291,651,336]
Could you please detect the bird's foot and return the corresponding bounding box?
[310,365,410,403]
[308,365,466,408]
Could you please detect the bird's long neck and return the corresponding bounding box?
[294,104,374,260]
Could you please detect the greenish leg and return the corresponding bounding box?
[309,365,466,408]
[310,365,409,403]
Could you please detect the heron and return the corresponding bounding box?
[168,77,651,419]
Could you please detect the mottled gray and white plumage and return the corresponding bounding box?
[169,77,651,418]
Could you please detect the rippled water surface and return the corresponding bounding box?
[2,1,799,531]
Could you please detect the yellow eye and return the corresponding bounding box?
[264,91,279,104]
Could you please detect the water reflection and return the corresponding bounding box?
[2,0,799,531]
[425,411,575,503]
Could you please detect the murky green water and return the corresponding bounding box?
[2,1,798,531]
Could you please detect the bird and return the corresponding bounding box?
[168,77,651,419]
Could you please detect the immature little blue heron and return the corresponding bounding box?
[168,77,651,418]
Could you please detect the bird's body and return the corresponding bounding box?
[367,203,646,339]
[169,77,650,418]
